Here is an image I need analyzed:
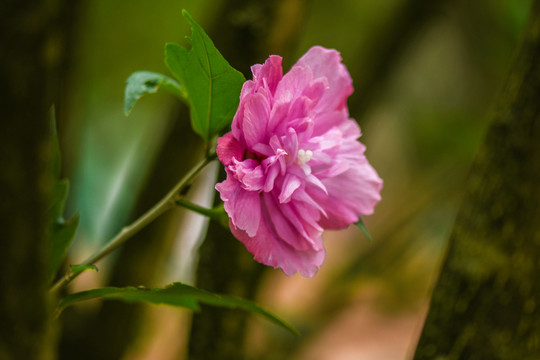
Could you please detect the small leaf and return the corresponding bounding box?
[57,282,299,335]
[48,109,79,281]
[165,10,245,143]
[49,180,69,222]
[49,107,61,179]
[124,71,187,116]
[354,217,373,241]
[50,210,79,278]
[70,264,98,273]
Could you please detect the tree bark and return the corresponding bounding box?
[0,1,77,359]
[414,2,540,359]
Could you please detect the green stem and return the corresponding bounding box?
[50,154,216,293]
[176,199,216,217]
[176,199,228,228]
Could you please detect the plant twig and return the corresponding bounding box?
[175,199,229,228]
[50,154,216,293]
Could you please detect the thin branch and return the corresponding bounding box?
[50,154,216,293]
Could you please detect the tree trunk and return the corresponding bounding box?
[414,2,540,359]
[0,1,77,359]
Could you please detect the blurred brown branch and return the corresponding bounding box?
[350,0,450,119]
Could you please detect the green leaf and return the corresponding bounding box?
[165,10,245,143]
[48,108,79,281]
[49,179,69,222]
[354,217,373,241]
[124,71,187,116]
[57,282,299,336]
[70,264,98,273]
[49,208,79,278]
[49,107,61,179]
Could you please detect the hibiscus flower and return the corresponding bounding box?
[216,46,383,277]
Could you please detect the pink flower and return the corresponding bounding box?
[215,46,383,277]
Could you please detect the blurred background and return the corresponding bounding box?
[54,0,533,359]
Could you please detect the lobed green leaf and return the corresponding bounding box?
[124,71,187,116]
[165,10,245,144]
[57,282,299,335]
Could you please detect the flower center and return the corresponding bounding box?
[297,149,313,165]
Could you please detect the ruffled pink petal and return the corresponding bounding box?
[311,109,350,137]
[216,132,245,166]
[230,205,326,277]
[281,201,324,250]
[291,188,328,218]
[311,159,383,229]
[243,92,271,149]
[267,100,290,136]
[226,158,265,192]
[294,46,353,113]
[240,167,265,192]
[278,174,302,203]
[231,190,261,237]
[218,178,262,237]
[274,65,313,105]
[251,55,283,94]
[231,81,255,142]
[216,172,241,218]
[339,118,362,140]
[263,163,280,192]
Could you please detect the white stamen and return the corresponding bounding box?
[297,149,313,164]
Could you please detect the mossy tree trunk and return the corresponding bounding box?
[414,2,540,359]
[0,1,78,359]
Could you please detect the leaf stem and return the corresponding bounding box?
[50,154,216,293]
[175,199,229,228]
[175,199,215,217]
